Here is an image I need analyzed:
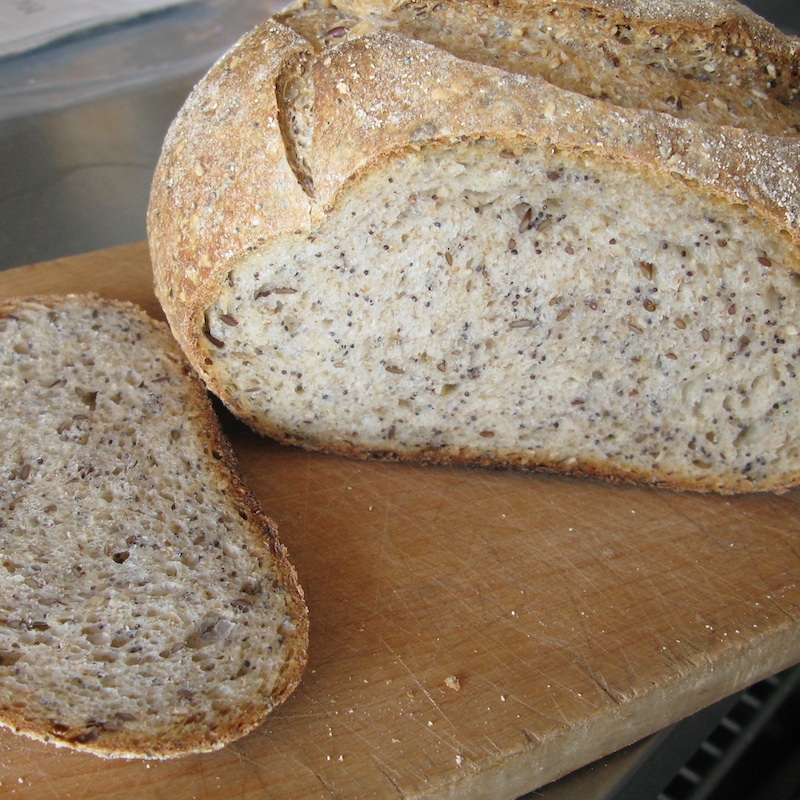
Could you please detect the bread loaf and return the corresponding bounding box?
[148,0,800,493]
[0,295,308,758]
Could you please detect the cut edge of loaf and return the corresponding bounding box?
[198,138,800,495]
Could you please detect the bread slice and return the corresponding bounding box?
[0,295,308,758]
[147,0,800,493]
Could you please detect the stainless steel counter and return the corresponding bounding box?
[0,77,193,268]
[0,0,283,270]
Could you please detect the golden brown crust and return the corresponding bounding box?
[148,21,314,375]
[307,29,800,227]
[330,0,797,37]
[263,431,800,495]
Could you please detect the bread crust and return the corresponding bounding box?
[0,294,308,758]
[148,20,314,375]
[329,0,800,56]
[148,0,800,493]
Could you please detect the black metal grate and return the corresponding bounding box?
[658,666,800,800]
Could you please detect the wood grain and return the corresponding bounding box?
[1,243,799,799]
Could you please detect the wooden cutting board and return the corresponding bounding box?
[2,242,800,799]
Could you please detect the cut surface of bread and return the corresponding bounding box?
[148,0,800,493]
[0,295,308,758]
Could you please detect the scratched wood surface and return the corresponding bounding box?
[1,242,800,799]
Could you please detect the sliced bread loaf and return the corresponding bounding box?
[0,294,308,758]
[147,0,800,493]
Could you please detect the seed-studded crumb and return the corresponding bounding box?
[202,140,800,493]
[0,295,308,758]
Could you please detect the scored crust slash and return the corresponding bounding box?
[148,0,800,493]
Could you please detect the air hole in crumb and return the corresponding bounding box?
[75,388,98,410]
